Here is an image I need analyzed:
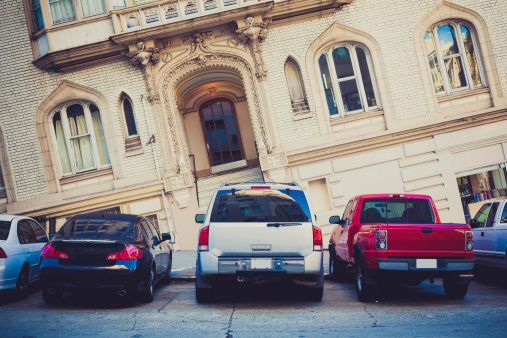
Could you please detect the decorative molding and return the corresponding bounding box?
[259,152,288,171]
[163,172,193,192]
[265,167,286,183]
[126,41,160,66]
[170,187,192,209]
[236,16,271,81]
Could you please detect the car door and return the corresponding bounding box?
[146,218,170,276]
[26,219,49,279]
[483,201,500,255]
[140,219,162,277]
[337,199,358,262]
[495,201,507,258]
[16,220,40,280]
[470,203,491,252]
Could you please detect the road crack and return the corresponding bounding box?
[121,314,137,332]
[225,302,236,338]
[364,305,377,328]
[158,293,178,312]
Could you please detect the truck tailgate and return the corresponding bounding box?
[387,223,466,258]
[209,222,313,257]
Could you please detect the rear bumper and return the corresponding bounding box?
[376,258,475,272]
[198,250,323,276]
[40,258,145,292]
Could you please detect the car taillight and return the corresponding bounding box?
[313,226,322,251]
[107,245,143,260]
[0,247,6,258]
[465,231,473,250]
[41,243,69,259]
[198,226,209,251]
[376,230,387,250]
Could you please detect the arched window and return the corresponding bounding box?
[285,59,309,114]
[318,43,380,117]
[121,96,138,137]
[52,101,110,175]
[424,21,484,95]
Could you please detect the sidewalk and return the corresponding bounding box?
[171,250,330,281]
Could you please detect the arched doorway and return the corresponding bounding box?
[199,98,244,167]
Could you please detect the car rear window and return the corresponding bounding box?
[0,221,11,240]
[55,217,139,240]
[209,189,312,223]
[360,198,435,224]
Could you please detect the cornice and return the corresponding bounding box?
[287,108,507,167]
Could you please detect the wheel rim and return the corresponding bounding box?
[149,270,154,296]
[357,263,362,292]
[329,254,334,275]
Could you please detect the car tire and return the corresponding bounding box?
[355,254,376,302]
[161,264,171,285]
[329,249,346,282]
[443,275,469,299]
[304,286,324,301]
[15,266,29,300]
[138,268,155,303]
[42,287,61,304]
[196,285,214,303]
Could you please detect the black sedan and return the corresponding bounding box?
[39,213,173,304]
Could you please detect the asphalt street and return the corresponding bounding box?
[1,267,507,337]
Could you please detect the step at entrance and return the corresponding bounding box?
[197,166,264,211]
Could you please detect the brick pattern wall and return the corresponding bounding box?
[0,1,162,201]
[263,0,507,144]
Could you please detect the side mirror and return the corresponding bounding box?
[329,216,341,224]
[49,234,55,241]
[468,219,477,228]
[195,214,205,224]
[162,233,172,241]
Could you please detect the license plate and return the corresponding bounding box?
[251,259,272,270]
[416,259,437,269]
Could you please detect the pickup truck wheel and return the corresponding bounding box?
[443,276,469,299]
[329,250,346,282]
[196,286,214,303]
[355,254,376,302]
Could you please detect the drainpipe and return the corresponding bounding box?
[141,95,178,250]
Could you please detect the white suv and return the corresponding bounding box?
[195,182,324,302]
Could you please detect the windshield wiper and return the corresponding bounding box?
[267,222,302,227]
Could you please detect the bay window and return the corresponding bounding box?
[48,0,75,25]
[318,43,380,117]
[52,102,110,176]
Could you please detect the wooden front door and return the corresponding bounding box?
[200,98,244,167]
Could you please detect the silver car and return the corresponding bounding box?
[0,215,49,298]
[195,182,324,303]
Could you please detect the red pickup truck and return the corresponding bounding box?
[328,194,474,301]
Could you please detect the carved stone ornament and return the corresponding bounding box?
[259,152,288,172]
[170,187,192,209]
[164,172,193,192]
[236,17,271,81]
[126,41,160,67]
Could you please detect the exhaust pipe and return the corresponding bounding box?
[117,290,127,297]
[237,276,246,283]
[48,288,56,295]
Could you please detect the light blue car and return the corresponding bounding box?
[0,215,49,298]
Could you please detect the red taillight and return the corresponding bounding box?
[106,245,142,261]
[41,243,69,259]
[0,247,7,258]
[466,231,473,250]
[251,186,270,189]
[313,226,322,251]
[376,230,387,250]
[198,226,209,251]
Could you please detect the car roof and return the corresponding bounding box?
[0,214,27,222]
[68,213,139,222]
[353,193,432,200]
[217,182,303,191]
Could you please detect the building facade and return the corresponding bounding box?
[1,0,506,248]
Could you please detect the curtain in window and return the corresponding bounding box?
[81,0,105,18]
[49,0,75,24]
[285,61,304,103]
[53,114,72,174]
[68,107,94,171]
[90,106,110,166]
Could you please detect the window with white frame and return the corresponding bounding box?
[52,101,110,176]
[424,21,485,95]
[80,0,106,18]
[122,97,138,137]
[318,43,380,117]
[48,0,75,24]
